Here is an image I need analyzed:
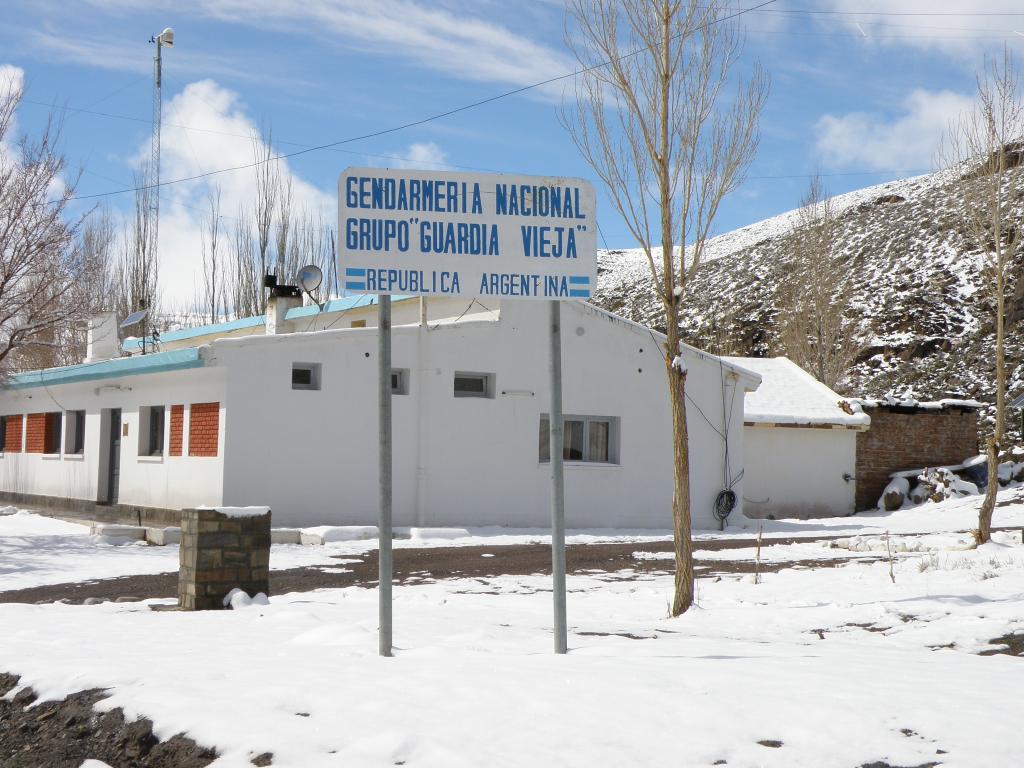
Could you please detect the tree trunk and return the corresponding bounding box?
[976,437,998,545]
[666,319,694,615]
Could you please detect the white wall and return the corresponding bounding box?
[742,426,857,519]
[0,300,753,530]
[0,367,226,510]
[217,300,751,530]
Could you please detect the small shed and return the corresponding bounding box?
[727,357,870,519]
[851,397,981,510]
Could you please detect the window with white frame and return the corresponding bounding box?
[292,362,322,391]
[64,410,85,455]
[454,371,494,398]
[539,414,619,464]
[138,405,165,456]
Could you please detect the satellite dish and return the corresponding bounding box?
[159,27,174,46]
[120,309,148,329]
[298,265,323,294]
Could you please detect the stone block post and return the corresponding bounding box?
[178,507,271,610]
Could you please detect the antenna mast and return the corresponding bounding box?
[146,27,173,355]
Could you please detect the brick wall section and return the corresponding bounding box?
[24,413,47,454]
[188,402,219,457]
[855,407,979,510]
[178,508,271,610]
[169,404,184,456]
[3,416,23,453]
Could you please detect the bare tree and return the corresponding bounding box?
[229,208,261,318]
[252,128,277,311]
[941,48,1024,544]
[55,208,117,366]
[565,0,768,615]
[775,175,857,391]
[200,186,224,324]
[0,80,104,375]
[115,169,160,323]
[275,174,293,282]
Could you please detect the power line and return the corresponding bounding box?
[21,98,505,175]
[740,7,1024,17]
[55,0,778,203]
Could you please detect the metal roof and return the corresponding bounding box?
[122,294,413,350]
[3,348,204,390]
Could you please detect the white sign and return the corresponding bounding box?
[337,168,597,300]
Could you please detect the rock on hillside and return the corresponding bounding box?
[591,165,1024,435]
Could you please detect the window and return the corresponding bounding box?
[0,416,6,453]
[292,362,322,390]
[43,412,62,454]
[138,406,165,456]
[350,319,367,328]
[539,415,619,464]
[391,368,409,395]
[64,410,85,455]
[454,372,494,398]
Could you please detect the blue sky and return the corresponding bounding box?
[3,0,1023,306]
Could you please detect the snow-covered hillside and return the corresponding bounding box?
[592,164,1024,432]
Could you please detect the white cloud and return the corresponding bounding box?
[0,65,25,163]
[143,80,332,308]
[814,89,975,172]
[0,64,24,97]
[817,0,1024,59]
[26,30,305,87]
[386,142,450,170]
[84,0,572,95]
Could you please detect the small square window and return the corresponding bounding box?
[292,363,322,391]
[454,372,494,398]
[64,410,85,455]
[391,368,409,395]
[138,406,165,456]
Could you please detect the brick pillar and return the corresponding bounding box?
[178,508,271,610]
[25,413,46,454]
[3,415,23,453]
[188,402,220,457]
[169,405,184,456]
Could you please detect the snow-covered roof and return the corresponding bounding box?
[850,396,983,412]
[726,357,871,429]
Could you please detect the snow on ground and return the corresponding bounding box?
[1,492,1023,767]
[720,487,1024,539]
[0,513,683,592]
[2,532,1022,767]
[0,512,362,591]
[4,486,1024,591]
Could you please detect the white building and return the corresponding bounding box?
[0,297,759,530]
[727,357,869,519]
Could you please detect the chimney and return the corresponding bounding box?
[265,292,303,335]
[85,311,120,362]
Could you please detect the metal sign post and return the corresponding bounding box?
[548,300,567,654]
[378,294,393,657]
[338,168,596,656]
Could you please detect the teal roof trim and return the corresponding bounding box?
[123,314,265,350]
[284,293,415,319]
[5,348,205,390]
[124,294,416,348]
